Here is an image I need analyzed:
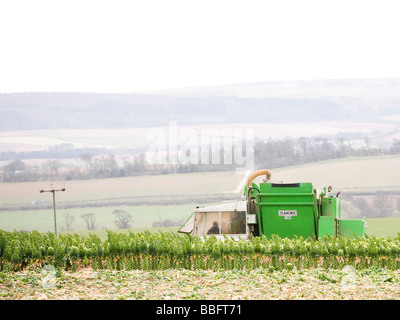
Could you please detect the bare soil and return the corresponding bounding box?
[1,267,399,300]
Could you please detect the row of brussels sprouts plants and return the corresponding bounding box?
[1,229,400,272]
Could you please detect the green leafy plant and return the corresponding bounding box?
[1,230,400,272]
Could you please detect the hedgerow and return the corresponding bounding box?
[1,230,400,272]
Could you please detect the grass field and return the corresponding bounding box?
[0,204,196,233]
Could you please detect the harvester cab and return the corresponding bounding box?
[178,169,367,239]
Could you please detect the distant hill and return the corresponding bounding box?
[0,78,399,131]
[143,78,400,100]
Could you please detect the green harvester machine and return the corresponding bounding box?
[179,169,367,239]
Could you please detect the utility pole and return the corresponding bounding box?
[39,187,65,237]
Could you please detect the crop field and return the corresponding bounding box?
[0,128,152,152]
[3,230,400,271]
[0,171,243,205]
[1,230,400,300]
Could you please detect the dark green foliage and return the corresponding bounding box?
[1,230,400,272]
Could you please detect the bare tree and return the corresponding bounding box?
[81,213,96,230]
[102,154,118,177]
[42,160,61,179]
[80,153,93,177]
[391,138,400,154]
[374,192,392,218]
[3,159,26,182]
[364,136,372,149]
[92,154,119,178]
[352,197,373,217]
[63,208,75,231]
[113,209,132,229]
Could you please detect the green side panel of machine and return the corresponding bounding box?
[318,195,340,237]
[322,197,340,219]
[318,216,336,237]
[257,182,317,239]
[338,219,366,238]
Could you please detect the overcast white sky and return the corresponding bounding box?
[1,0,399,93]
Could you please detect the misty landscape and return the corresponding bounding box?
[4,0,400,303]
[1,78,400,131]
[1,78,400,234]
[2,78,400,302]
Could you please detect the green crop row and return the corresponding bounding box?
[1,230,400,272]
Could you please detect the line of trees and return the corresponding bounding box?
[2,137,400,182]
[1,150,235,182]
[0,143,111,162]
[1,154,147,182]
[254,137,400,170]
